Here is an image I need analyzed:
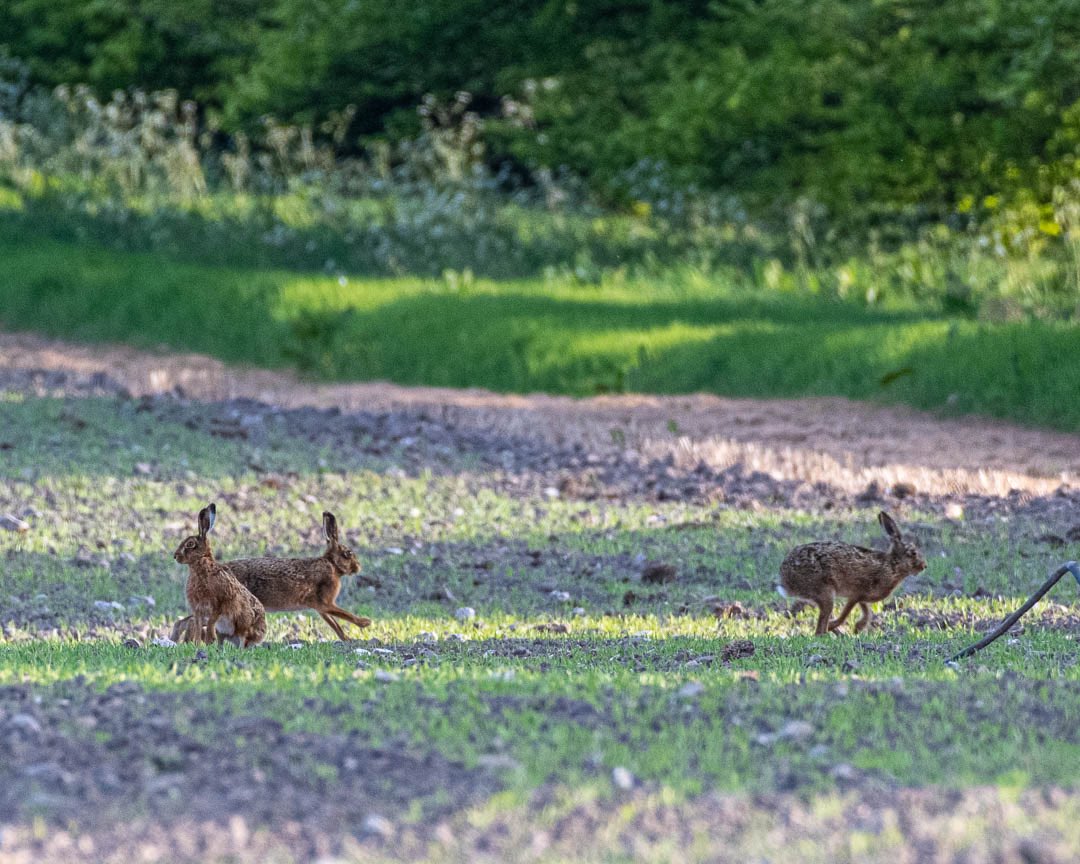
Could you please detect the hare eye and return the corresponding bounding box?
[186,540,196,550]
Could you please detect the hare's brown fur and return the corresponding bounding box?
[779,511,925,635]
[173,511,370,642]
[173,504,266,647]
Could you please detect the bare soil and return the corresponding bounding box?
[0,680,500,863]
[3,330,1078,497]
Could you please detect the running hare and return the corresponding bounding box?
[173,503,267,647]
[778,511,925,635]
[172,511,371,642]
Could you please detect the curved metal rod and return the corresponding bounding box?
[947,561,1080,663]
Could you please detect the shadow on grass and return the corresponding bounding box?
[626,314,1080,430]
[7,225,1078,430]
[0,229,929,378]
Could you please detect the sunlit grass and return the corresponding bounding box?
[2,371,1080,829]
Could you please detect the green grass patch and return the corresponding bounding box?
[2,628,1079,798]
[3,380,1080,860]
[3,231,1080,430]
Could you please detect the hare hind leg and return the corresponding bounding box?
[183,616,209,644]
[326,604,372,630]
[318,610,348,641]
[853,602,874,634]
[171,616,191,643]
[245,611,267,647]
[813,596,834,635]
[828,598,861,633]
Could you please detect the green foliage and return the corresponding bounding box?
[512,0,1080,217]
[0,0,265,104]
[5,0,1080,222]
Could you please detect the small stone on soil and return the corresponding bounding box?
[477,753,521,771]
[0,514,30,533]
[611,766,635,791]
[779,720,815,741]
[361,813,394,840]
[8,714,43,737]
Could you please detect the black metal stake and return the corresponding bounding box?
[947,561,1080,663]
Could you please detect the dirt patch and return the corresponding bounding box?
[0,681,501,861]
[3,330,1079,497]
[3,783,1078,863]
[407,783,1080,864]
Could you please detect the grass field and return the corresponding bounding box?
[4,227,1080,432]
[5,39,1080,864]
[2,368,1079,861]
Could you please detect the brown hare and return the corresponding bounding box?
[778,511,925,636]
[173,503,267,647]
[172,511,371,642]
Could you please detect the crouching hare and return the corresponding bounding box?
[173,503,266,647]
[778,511,925,635]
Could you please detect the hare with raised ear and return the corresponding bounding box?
[173,503,267,647]
[778,511,926,636]
[172,511,371,642]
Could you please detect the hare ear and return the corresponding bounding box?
[323,512,339,544]
[198,503,216,537]
[879,511,901,542]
